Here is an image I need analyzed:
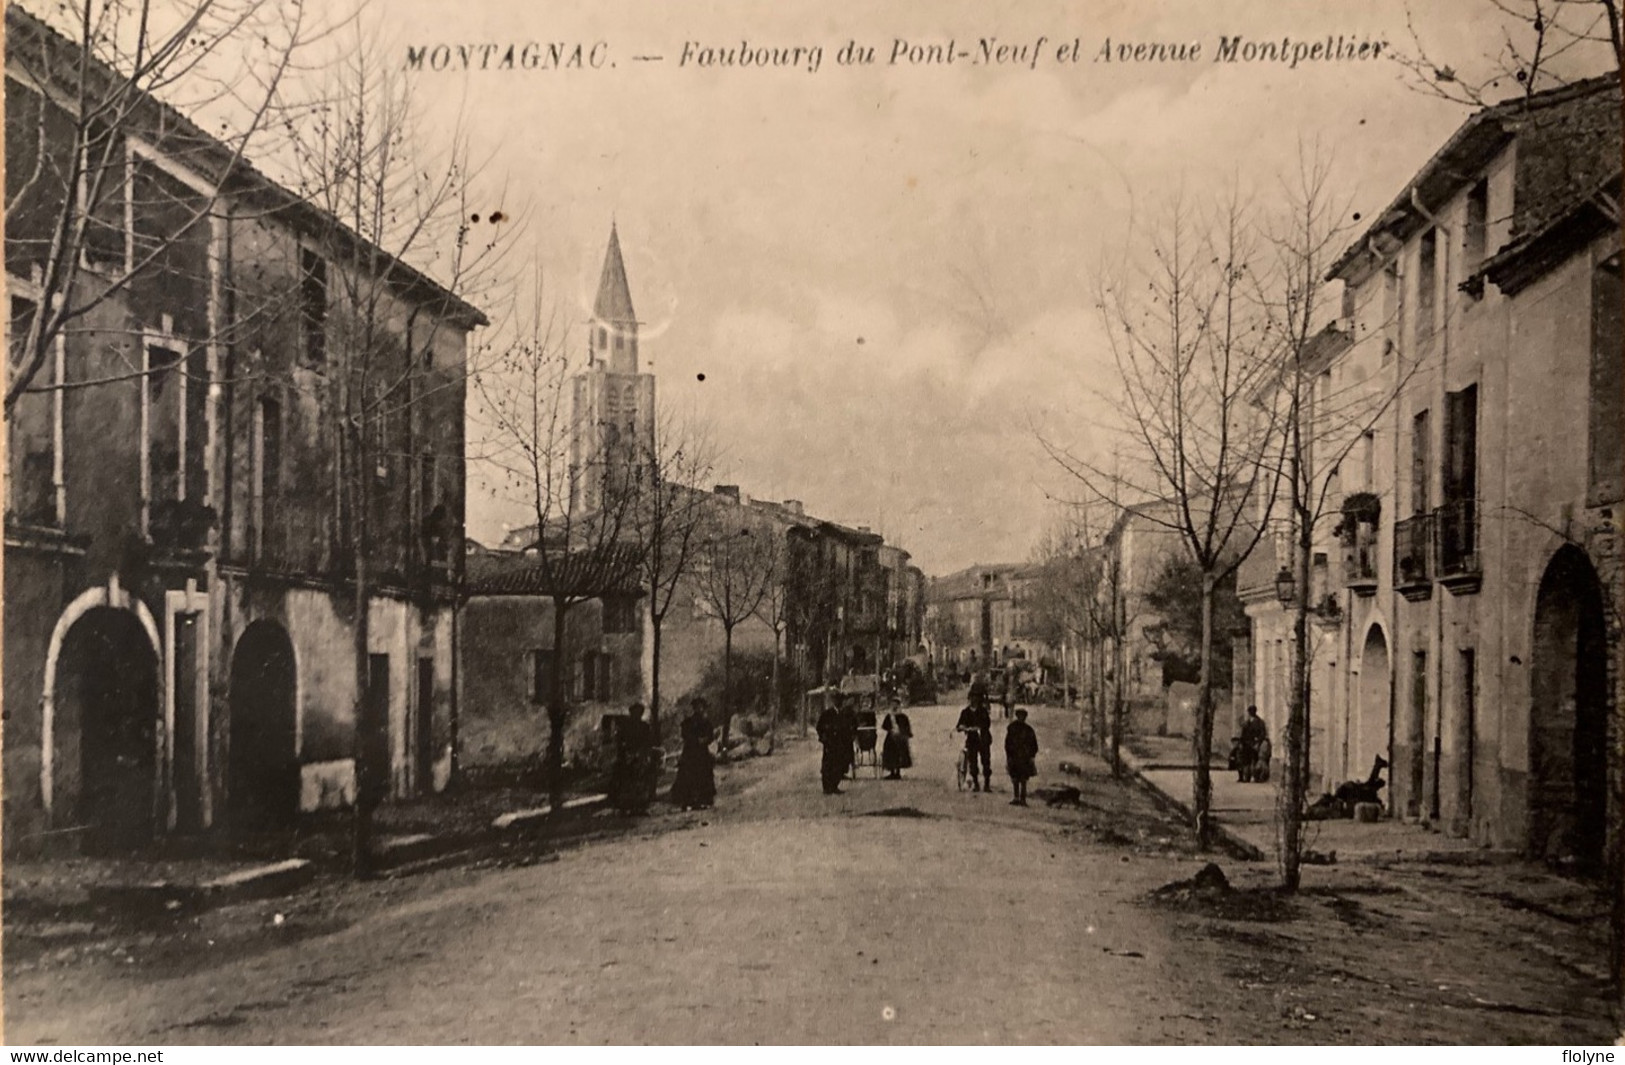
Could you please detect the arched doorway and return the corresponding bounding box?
[1356,625,1392,791]
[228,621,299,832]
[1529,545,1608,873]
[55,607,161,852]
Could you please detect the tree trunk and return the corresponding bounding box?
[1192,572,1217,850]
[546,599,569,810]
[352,547,374,879]
[1111,638,1125,779]
[649,618,664,741]
[350,425,376,881]
[1283,377,1312,892]
[719,623,735,749]
[768,627,781,753]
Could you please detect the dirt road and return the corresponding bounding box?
[6,703,1618,1044]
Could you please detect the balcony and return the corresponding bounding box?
[1436,497,1482,594]
[1393,511,1434,601]
[1340,525,1379,596]
[1336,492,1381,596]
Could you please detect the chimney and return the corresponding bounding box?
[713,485,740,503]
[783,500,804,517]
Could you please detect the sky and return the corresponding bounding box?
[344,0,1608,576]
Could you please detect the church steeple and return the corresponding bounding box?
[590,223,638,373]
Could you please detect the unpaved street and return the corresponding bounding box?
[5,704,1618,1045]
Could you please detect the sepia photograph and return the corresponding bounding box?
[1,0,1622,1047]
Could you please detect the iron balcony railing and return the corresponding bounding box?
[1393,511,1434,589]
[1341,524,1379,589]
[1436,497,1480,579]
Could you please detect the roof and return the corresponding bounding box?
[1482,171,1622,294]
[5,4,488,330]
[465,545,644,598]
[1329,74,1621,284]
[593,223,637,323]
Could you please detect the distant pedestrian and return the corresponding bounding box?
[955,700,993,792]
[881,701,913,780]
[613,703,656,815]
[669,699,717,811]
[1004,709,1039,805]
[816,698,854,795]
[1239,705,1267,783]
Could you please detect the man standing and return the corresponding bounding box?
[1004,709,1039,806]
[955,699,994,792]
[1239,705,1268,783]
[816,697,853,795]
[613,703,656,815]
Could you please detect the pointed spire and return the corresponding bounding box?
[593,223,636,324]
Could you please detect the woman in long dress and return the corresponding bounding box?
[881,701,913,780]
[669,699,717,810]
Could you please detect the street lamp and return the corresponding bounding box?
[1274,566,1296,607]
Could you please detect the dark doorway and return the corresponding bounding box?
[415,657,434,792]
[173,613,202,833]
[228,621,299,832]
[359,654,392,807]
[1407,650,1427,818]
[1529,546,1608,873]
[56,607,160,852]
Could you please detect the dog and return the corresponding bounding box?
[1333,755,1389,806]
[1034,783,1084,809]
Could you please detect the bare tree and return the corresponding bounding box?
[4,0,334,412]
[1259,146,1420,891]
[1029,511,1106,739]
[1045,190,1284,847]
[634,411,716,739]
[752,527,792,751]
[472,276,649,810]
[289,39,511,874]
[1394,0,1621,106]
[695,509,777,749]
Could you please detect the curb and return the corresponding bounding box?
[87,858,316,918]
[491,793,609,831]
[1113,750,1268,863]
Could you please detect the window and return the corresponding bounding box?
[1382,262,1401,365]
[530,648,553,705]
[1361,430,1375,490]
[1588,256,1623,505]
[146,343,183,506]
[7,294,56,525]
[253,395,281,558]
[603,595,638,634]
[1417,229,1437,350]
[1464,180,1488,276]
[300,250,327,365]
[1444,385,1478,506]
[184,345,207,502]
[1410,408,1431,516]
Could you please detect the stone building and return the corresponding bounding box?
[1242,75,1622,873]
[3,5,484,852]
[459,230,922,768]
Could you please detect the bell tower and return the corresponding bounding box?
[590,223,639,373]
[570,224,656,515]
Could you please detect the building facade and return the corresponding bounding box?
[1244,76,1623,872]
[3,5,483,853]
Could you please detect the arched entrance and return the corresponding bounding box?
[1356,625,1392,789]
[1529,546,1608,873]
[228,621,300,831]
[55,607,161,852]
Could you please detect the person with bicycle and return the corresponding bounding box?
[955,699,993,792]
